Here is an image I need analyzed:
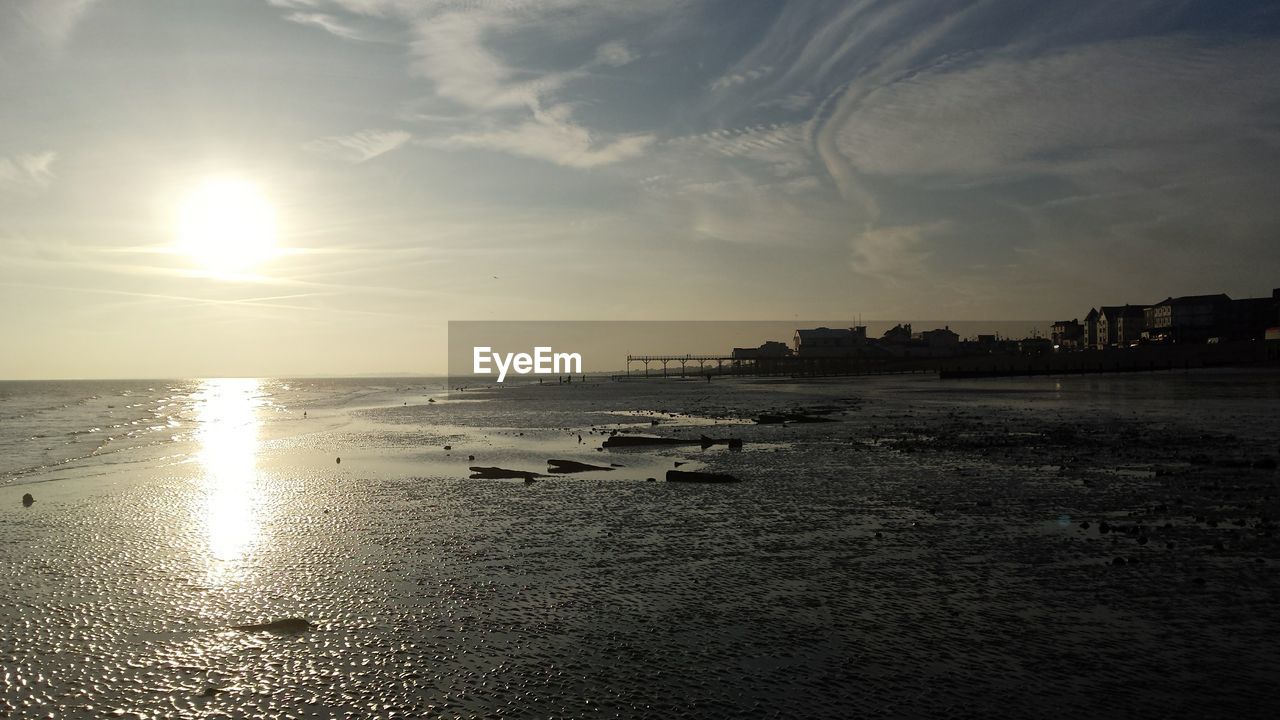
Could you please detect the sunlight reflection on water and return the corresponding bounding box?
[192,378,266,580]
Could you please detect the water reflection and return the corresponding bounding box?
[192,378,265,576]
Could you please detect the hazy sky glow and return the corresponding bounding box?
[2,0,1279,378]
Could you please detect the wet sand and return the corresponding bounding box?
[3,371,1279,718]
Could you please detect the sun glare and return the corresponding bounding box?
[192,378,265,579]
[176,178,279,276]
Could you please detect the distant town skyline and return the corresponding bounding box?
[3,1,1279,378]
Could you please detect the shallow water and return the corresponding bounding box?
[3,371,1279,718]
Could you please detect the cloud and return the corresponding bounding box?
[400,9,661,168]
[759,92,814,112]
[268,2,594,112]
[832,37,1280,179]
[670,123,812,177]
[779,175,821,194]
[304,130,412,163]
[0,151,57,190]
[407,11,580,111]
[283,11,373,41]
[265,0,407,15]
[432,104,653,169]
[257,0,1280,309]
[595,40,636,67]
[12,0,98,46]
[710,65,772,91]
[850,222,943,281]
[266,1,675,169]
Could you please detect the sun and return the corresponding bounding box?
[175,178,279,276]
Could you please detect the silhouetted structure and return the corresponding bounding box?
[1051,319,1084,349]
[622,287,1279,380]
[731,341,791,360]
[1095,305,1147,349]
[881,324,912,345]
[1077,288,1278,350]
[793,327,868,357]
[1083,309,1099,349]
[1143,294,1230,343]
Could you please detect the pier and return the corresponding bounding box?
[620,353,938,378]
[624,354,734,377]
[619,340,1278,380]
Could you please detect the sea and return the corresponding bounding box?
[0,378,444,486]
[2,372,1279,718]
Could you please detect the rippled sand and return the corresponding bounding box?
[3,372,1279,718]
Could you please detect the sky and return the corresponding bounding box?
[2,0,1278,378]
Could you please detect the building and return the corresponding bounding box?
[793,327,865,357]
[1228,289,1280,340]
[731,340,792,360]
[1083,308,1099,349]
[1019,337,1054,356]
[1115,306,1148,347]
[921,326,959,350]
[873,324,961,358]
[1095,306,1119,348]
[909,326,961,358]
[881,323,912,344]
[1051,319,1084,350]
[1144,294,1231,343]
[1268,289,1280,359]
[1096,305,1146,348]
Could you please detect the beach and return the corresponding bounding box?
[3,372,1279,718]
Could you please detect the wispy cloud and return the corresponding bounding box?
[304,129,411,163]
[759,92,814,112]
[430,104,654,169]
[406,11,579,112]
[595,40,637,67]
[711,65,772,91]
[831,37,1280,179]
[670,123,812,177]
[282,11,374,41]
[268,0,674,169]
[849,222,943,281]
[11,0,99,46]
[0,151,57,190]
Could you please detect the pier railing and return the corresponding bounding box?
[624,354,736,377]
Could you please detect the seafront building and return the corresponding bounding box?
[1076,288,1280,350]
[730,341,791,360]
[708,287,1279,378]
[1051,319,1084,350]
[1093,305,1146,349]
[792,327,867,356]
